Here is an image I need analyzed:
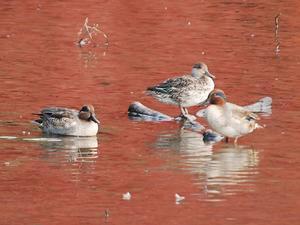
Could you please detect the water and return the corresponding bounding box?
[0,0,300,225]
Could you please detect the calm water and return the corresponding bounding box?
[1,0,300,225]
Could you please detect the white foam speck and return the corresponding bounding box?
[22,138,62,142]
[175,193,185,203]
[122,192,131,200]
[0,136,17,140]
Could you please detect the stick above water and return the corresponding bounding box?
[128,101,173,121]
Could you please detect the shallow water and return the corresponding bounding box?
[1,0,300,225]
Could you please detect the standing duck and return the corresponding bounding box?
[198,89,262,144]
[33,104,100,136]
[147,62,215,119]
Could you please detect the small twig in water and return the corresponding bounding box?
[77,17,109,47]
[275,14,280,37]
[104,209,110,222]
[274,13,281,55]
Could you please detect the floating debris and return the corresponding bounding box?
[78,38,89,47]
[77,17,109,48]
[77,17,109,67]
[175,193,185,203]
[122,192,131,200]
[104,209,110,219]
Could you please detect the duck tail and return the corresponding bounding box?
[146,86,160,95]
[32,113,42,116]
[255,123,264,129]
[31,119,43,127]
[147,86,156,92]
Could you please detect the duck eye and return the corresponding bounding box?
[193,64,202,69]
[81,106,89,112]
[216,92,226,99]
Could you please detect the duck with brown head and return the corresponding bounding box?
[33,104,100,137]
[199,89,262,144]
[79,105,100,124]
[208,89,226,106]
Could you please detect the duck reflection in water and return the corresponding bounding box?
[128,93,270,198]
[38,135,99,163]
[154,129,259,198]
[35,135,99,182]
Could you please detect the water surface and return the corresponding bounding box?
[0,1,300,225]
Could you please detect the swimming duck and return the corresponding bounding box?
[33,105,100,136]
[199,89,262,144]
[147,62,215,119]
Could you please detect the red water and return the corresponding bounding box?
[1,0,300,225]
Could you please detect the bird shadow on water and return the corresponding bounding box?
[153,128,260,201]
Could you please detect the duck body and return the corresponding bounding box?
[147,74,214,107]
[202,90,262,143]
[147,62,215,118]
[205,103,260,138]
[33,105,100,137]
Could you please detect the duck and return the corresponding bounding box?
[146,62,215,119]
[33,104,100,136]
[198,89,262,144]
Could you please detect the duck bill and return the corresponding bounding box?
[205,71,215,79]
[90,114,100,124]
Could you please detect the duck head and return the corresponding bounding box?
[209,89,227,105]
[79,105,100,124]
[191,62,215,79]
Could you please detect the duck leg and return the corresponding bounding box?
[183,107,189,115]
[234,137,239,145]
[174,106,186,121]
[176,106,187,120]
[179,106,186,117]
[178,106,196,122]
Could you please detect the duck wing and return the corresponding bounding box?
[147,75,193,94]
[197,96,272,118]
[226,103,260,121]
[39,107,77,119]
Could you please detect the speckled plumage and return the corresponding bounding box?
[147,62,215,117]
[148,75,214,107]
[33,105,100,137]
